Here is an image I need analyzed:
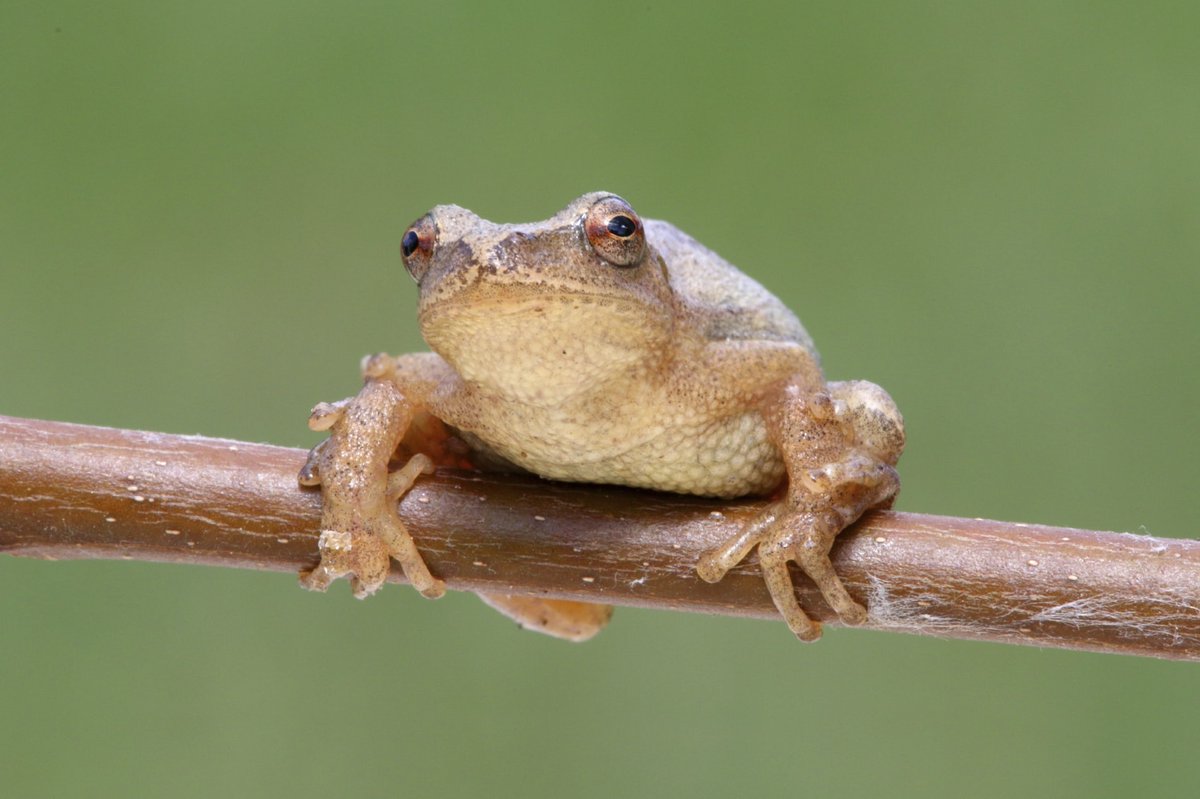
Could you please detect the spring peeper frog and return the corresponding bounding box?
[298,192,904,641]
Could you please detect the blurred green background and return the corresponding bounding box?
[2,2,1198,797]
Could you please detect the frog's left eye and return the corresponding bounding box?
[585,196,646,268]
[400,214,437,282]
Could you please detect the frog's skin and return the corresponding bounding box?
[298,192,904,641]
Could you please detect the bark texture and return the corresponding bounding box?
[1,415,1197,660]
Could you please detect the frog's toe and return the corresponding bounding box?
[349,572,383,600]
[760,510,867,635]
[359,352,397,379]
[300,528,392,597]
[703,502,867,640]
[307,400,349,432]
[386,453,434,497]
[757,532,824,642]
[696,513,775,583]
[297,439,329,486]
[696,507,826,640]
[298,562,333,592]
[378,454,445,598]
[695,555,727,584]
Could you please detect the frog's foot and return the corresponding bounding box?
[297,366,445,600]
[477,594,614,642]
[696,504,848,641]
[697,455,898,641]
[300,452,443,598]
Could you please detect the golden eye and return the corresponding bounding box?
[400,214,437,282]
[584,196,646,267]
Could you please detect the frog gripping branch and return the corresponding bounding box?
[300,192,904,641]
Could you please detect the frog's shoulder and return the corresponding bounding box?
[645,219,816,353]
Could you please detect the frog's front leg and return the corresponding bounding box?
[298,354,445,599]
[697,380,904,641]
[299,353,615,641]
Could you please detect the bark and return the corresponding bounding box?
[1,414,1197,660]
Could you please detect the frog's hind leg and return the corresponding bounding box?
[697,381,903,641]
[478,594,613,642]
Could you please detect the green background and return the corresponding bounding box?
[3,2,1198,797]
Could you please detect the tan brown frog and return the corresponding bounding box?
[298,192,904,641]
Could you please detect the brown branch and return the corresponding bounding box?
[1,414,1197,660]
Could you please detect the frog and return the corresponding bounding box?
[297,192,904,642]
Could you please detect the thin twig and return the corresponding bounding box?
[1,414,1197,660]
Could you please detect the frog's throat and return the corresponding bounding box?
[420,293,673,406]
[419,291,674,353]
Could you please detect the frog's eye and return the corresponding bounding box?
[400,230,420,258]
[584,196,646,268]
[400,214,437,282]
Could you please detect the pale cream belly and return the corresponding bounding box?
[458,409,785,500]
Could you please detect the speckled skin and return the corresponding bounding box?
[299,193,905,642]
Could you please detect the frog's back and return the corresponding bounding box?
[645,219,817,356]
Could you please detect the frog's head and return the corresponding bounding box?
[400,192,676,404]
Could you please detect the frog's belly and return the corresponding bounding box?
[467,411,786,500]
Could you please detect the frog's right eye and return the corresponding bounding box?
[400,214,437,282]
[401,230,420,258]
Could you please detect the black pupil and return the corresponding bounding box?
[606,215,636,238]
[401,230,420,257]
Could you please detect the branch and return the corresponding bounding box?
[2,414,1197,660]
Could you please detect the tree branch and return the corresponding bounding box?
[2,414,1197,660]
